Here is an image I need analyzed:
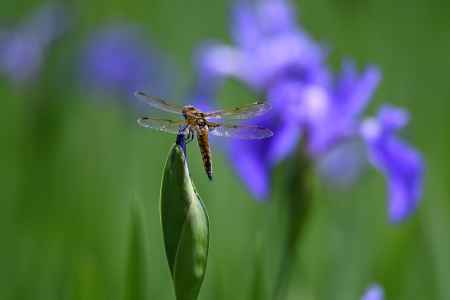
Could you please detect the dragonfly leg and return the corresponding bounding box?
[186,128,195,144]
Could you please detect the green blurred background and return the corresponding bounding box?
[1,0,449,299]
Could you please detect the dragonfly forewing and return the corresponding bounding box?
[209,123,273,139]
[135,91,184,115]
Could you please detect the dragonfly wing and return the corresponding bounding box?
[205,102,271,120]
[135,91,183,115]
[209,123,273,140]
[137,117,185,134]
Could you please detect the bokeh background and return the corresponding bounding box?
[1,0,449,299]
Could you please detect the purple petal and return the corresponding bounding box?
[193,43,243,99]
[268,79,330,124]
[227,110,301,199]
[229,138,271,200]
[377,105,409,131]
[334,61,381,118]
[317,141,368,188]
[257,0,298,35]
[361,284,384,300]
[243,32,326,89]
[228,0,327,90]
[361,106,424,223]
[231,1,261,49]
[308,63,381,155]
[231,0,297,49]
[266,119,301,165]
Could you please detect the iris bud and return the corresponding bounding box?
[160,134,209,300]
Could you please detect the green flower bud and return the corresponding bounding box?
[160,141,209,300]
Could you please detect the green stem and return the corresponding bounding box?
[273,145,313,300]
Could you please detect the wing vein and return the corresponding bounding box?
[135,91,183,115]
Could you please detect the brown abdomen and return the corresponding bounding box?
[197,132,212,180]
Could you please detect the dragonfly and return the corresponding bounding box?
[135,91,273,180]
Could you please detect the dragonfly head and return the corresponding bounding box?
[182,105,201,120]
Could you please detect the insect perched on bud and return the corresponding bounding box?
[136,91,273,180]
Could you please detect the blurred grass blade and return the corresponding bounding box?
[161,137,209,300]
[125,200,151,300]
[273,146,313,300]
[250,233,267,300]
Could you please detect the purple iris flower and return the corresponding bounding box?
[80,24,170,107]
[361,106,424,223]
[196,0,327,92]
[0,4,67,85]
[194,0,423,223]
[361,284,384,300]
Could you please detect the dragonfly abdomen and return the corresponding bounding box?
[197,131,212,180]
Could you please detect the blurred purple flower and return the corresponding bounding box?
[196,0,327,92]
[0,4,67,84]
[361,284,384,300]
[317,140,368,188]
[194,0,423,222]
[80,24,170,105]
[361,106,424,223]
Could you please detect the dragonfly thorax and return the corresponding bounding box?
[182,105,205,121]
